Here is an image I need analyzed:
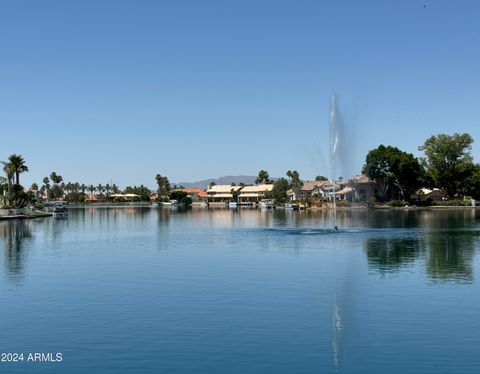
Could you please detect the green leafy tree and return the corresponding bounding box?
[362,145,425,201]
[255,170,271,184]
[459,163,480,199]
[266,177,290,204]
[315,175,328,182]
[10,185,35,208]
[419,133,474,198]
[168,190,192,205]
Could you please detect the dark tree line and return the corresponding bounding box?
[363,133,480,201]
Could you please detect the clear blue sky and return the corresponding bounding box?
[1,0,479,188]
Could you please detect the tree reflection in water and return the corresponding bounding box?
[0,220,32,280]
[426,230,477,283]
[364,235,425,275]
[364,212,480,283]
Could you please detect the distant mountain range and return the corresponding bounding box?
[175,175,258,189]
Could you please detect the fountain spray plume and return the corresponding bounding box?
[330,93,339,230]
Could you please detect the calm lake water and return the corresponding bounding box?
[1,207,480,373]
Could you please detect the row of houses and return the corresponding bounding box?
[289,176,446,203]
[184,184,274,206]
[287,175,380,203]
[182,175,382,206]
[33,174,445,205]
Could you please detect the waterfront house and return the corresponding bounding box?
[415,188,445,202]
[206,185,243,205]
[336,186,355,201]
[183,188,208,202]
[289,181,331,201]
[237,184,273,205]
[106,193,140,202]
[348,175,380,202]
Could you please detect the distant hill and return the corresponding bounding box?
[175,175,258,189]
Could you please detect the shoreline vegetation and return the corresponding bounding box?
[2,132,480,219]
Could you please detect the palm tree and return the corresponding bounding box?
[88,185,95,199]
[2,162,15,201]
[0,175,6,206]
[255,170,270,185]
[50,172,63,185]
[286,170,303,192]
[96,184,104,197]
[80,184,87,194]
[42,177,50,200]
[105,184,111,197]
[286,170,293,181]
[7,154,28,185]
[155,174,171,198]
[65,183,73,196]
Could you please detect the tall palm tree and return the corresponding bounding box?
[155,174,171,197]
[50,172,63,185]
[88,185,95,199]
[2,162,13,182]
[2,162,15,200]
[7,154,28,185]
[96,184,104,197]
[65,183,73,196]
[42,177,50,200]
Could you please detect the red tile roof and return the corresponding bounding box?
[183,188,207,198]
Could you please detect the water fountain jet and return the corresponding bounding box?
[330,93,339,230]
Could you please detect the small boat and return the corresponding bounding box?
[259,199,274,209]
[284,203,299,210]
[53,205,68,217]
[161,200,178,207]
[228,201,238,208]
